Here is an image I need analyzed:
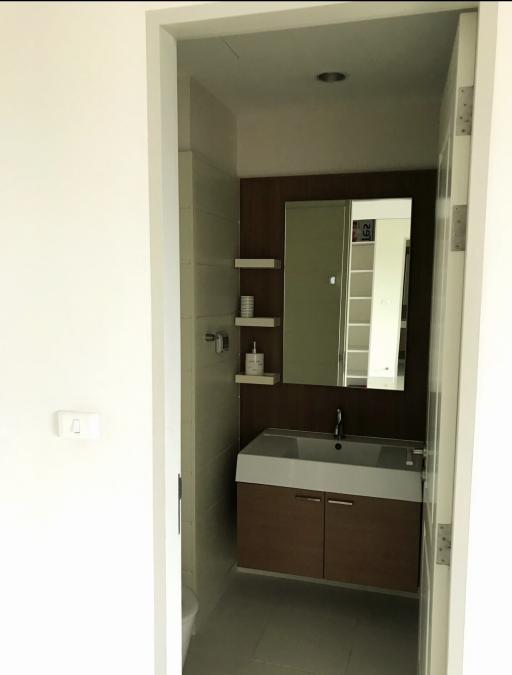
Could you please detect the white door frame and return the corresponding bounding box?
[420,13,477,675]
[145,2,495,673]
[446,3,501,674]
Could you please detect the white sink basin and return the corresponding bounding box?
[235,429,423,502]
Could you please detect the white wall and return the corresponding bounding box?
[0,4,159,674]
[237,94,440,177]
[179,77,237,174]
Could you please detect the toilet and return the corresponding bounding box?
[182,586,199,666]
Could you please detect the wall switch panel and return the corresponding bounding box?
[56,411,100,439]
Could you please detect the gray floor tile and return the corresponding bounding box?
[183,571,418,675]
[253,603,356,675]
[345,621,418,675]
[184,647,238,675]
[237,661,318,675]
[184,603,274,675]
[274,579,382,622]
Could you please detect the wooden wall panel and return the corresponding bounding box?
[240,170,436,446]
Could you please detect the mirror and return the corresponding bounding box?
[283,198,412,390]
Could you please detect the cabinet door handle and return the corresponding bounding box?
[295,495,321,503]
[328,499,354,506]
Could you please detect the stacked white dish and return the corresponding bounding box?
[240,295,254,318]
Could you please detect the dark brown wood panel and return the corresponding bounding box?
[324,492,421,592]
[240,170,436,445]
[237,483,324,578]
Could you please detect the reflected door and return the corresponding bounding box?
[283,201,349,386]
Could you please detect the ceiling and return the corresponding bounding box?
[177,11,460,114]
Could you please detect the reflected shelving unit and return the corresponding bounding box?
[344,241,375,387]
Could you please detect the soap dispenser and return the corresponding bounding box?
[245,341,264,376]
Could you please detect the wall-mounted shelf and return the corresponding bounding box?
[351,241,375,246]
[235,258,282,269]
[350,269,373,274]
[235,317,281,328]
[235,373,281,385]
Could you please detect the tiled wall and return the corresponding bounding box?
[180,151,240,626]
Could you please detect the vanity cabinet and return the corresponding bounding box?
[237,483,325,579]
[237,483,421,592]
[324,492,421,592]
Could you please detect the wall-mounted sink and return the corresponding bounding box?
[236,428,423,502]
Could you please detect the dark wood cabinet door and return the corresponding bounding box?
[237,483,324,578]
[324,492,421,592]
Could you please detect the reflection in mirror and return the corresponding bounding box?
[283,198,412,391]
[283,201,350,386]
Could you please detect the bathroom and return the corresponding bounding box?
[177,8,471,675]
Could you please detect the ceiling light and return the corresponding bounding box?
[316,72,347,83]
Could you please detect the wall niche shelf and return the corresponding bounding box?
[235,373,281,385]
[235,317,281,328]
[235,258,282,269]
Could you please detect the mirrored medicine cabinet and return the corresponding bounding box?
[283,198,412,391]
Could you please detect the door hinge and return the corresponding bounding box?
[456,85,474,136]
[451,205,467,251]
[178,473,182,534]
[436,523,452,566]
[417,448,427,482]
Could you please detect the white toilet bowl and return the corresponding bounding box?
[182,586,199,666]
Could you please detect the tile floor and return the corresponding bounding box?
[184,571,419,675]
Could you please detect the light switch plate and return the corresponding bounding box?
[56,411,100,439]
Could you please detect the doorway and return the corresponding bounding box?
[145,3,482,674]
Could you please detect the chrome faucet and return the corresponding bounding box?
[334,408,344,441]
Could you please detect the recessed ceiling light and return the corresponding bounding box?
[316,72,347,83]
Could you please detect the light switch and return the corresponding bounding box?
[56,411,100,439]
